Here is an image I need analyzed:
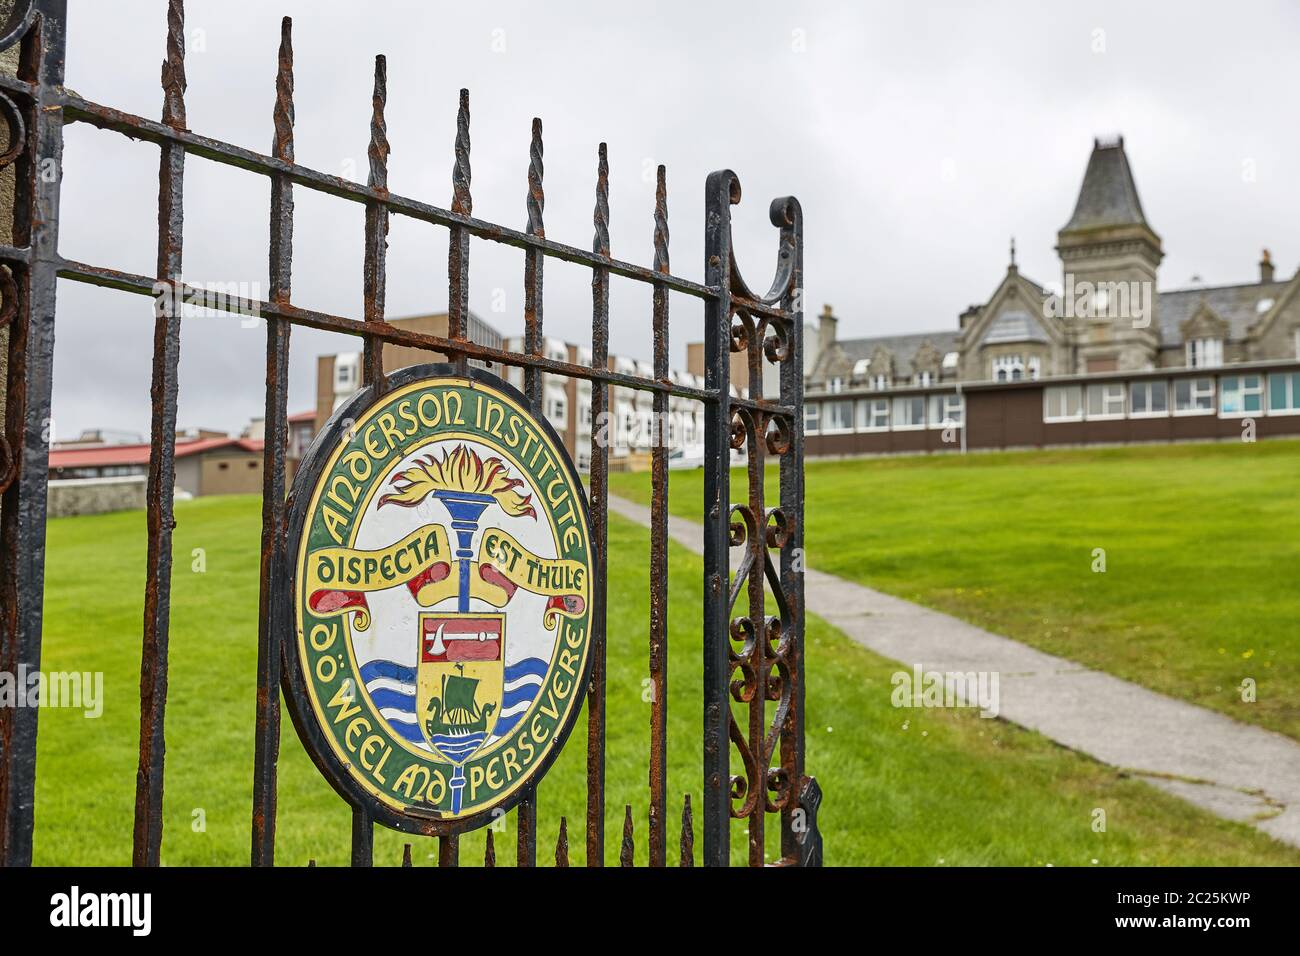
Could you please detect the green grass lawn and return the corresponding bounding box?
[32,493,1299,865]
[611,440,1300,740]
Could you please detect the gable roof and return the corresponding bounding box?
[1062,139,1149,233]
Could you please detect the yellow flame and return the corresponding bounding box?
[378,444,536,518]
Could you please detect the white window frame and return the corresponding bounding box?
[1043,385,1083,422]
[1186,337,1223,369]
[828,376,845,394]
[1129,379,1169,418]
[1085,382,1125,420]
[927,393,963,428]
[1173,376,1215,416]
[822,399,854,433]
[870,373,889,391]
[891,395,926,430]
[991,354,1025,382]
[1267,372,1300,416]
[1027,356,1042,381]
[914,370,933,387]
[804,403,820,434]
[856,398,889,432]
[1219,374,1263,418]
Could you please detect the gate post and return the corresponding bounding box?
[0,0,66,867]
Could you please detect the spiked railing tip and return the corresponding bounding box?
[526,117,544,238]
[401,843,412,867]
[368,55,390,191]
[452,88,472,216]
[555,816,569,867]
[679,793,694,867]
[653,164,669,274]
[619,803,634,867]
[272,17,294,163]
[593,143,610,257]
[484,829,497,868]
[161,0,187,129]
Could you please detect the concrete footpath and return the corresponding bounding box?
[608,493,1300,849]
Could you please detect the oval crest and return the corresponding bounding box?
[283,365,593,832]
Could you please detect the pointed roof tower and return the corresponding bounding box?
[1057,136,1162,278]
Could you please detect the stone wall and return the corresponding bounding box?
[46,476,148,518]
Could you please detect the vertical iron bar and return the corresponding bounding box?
[447,89,470,376]
[586,143,610,867]
[701,170,735,867]
[362,54,388,394]
[438,833,458,867]
[134,0,186,868]
[745,337,766,867]
[522,117,543,408]
[679,793,694,867]
[514,116,543,864]
[516,790,536,867]
[647,165,669,867]
[0,0,66,868]
[777,201,810,864]
[350,806,373,866]
[484,829,496,867]
[251,14,293,869]
[619,804,634,867]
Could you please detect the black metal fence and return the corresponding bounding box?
[0,0,818,866]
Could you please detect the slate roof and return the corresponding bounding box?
[1061,139,1150,233]
[1155,280,1289,343]
[819,330,961,377]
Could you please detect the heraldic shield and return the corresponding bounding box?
[417,611,505,775]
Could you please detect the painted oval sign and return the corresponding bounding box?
[283,365,593,831]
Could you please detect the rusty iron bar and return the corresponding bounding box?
[484,829,496,867]
[522,117,544,409]
[744,330,768,867]
[401,843,412,867]
[555,817,568,867]
[777,203,811,865]
[619,804,634,867]
[361,54,389,394]
[0,0,65,868]
[516,786,536,867]
[647,164,670,867]
[447,88,470,376]
[585,142,610,868]
[133,0,186,868]
[251,13,294,869]
[438,833,458,867]
[680,794,694,866]
[351,806,373,866]
[701,172,736,866]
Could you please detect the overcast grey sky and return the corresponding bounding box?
[48,0,1300,438]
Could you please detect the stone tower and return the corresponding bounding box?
[1056,136,1163,372]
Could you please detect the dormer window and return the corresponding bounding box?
[914,370,933,387]
[871,374,889,391]
[828,377,845,394]
[991,354,1025,382]
[1186,338,1223,368]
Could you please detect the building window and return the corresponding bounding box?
[870,373,889,391]
[823,400,853,432]
[1129,380,1168,416]
[1186,338,1223,368]
[1268,372,1300,415]
[1044,385,1083,421]
[856,398,889,431]
[547,397,566,422]
[892,395,925,429]
[1173,377,1214,414]
[1219,374,1263,416]
[1294,328,1300,360]
[914,370,933,387]
[804,404,820,434]
[1086,382,1125,419]
[928,393,963,427]
[1027,356,1041,381]
[991,354,1024,382]
[828,377,845,394]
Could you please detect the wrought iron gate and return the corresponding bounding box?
[0,0,818,867]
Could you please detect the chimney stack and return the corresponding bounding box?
[1260,248,1275,284]
[818,304,838,357]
